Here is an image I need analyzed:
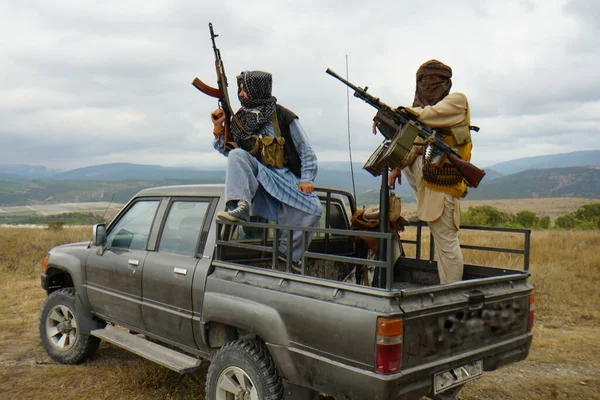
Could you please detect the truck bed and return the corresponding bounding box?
[207,220,533,399]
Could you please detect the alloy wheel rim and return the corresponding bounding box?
[45,304,78,351]
[216,366,259,400]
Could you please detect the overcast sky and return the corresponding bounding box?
[1,0,599,171]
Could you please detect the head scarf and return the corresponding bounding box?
[231,70,277,141]
[412,60,452,108]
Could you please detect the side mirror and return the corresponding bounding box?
[92,224,107,247]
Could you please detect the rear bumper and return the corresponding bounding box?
[269,333,532,400]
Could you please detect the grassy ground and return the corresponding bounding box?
[0,226,598,399]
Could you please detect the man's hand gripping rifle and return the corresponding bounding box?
[326,68,486,188]
[192,23,236,150]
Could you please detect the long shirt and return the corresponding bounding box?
[214,118,322,222]
[403,92,469,224]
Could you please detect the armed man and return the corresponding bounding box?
[327,59,483,285]
[193,24,321,273]
[384,59,475,284]
[210,70,322,272]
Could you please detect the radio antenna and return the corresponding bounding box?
[345,55,357,201]
[100,193,116,224]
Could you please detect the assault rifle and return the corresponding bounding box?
[326,68,486,188]
[192,23,236,149]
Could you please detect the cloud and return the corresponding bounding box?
[0,0,598,171]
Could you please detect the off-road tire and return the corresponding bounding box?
[206,339,284,400]
[39,288,101,364]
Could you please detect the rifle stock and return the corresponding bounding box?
[446,154,486,188]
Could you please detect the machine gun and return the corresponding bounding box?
[192,23,236,150]
[326,68,486,188]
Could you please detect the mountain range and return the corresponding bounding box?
[484,150,600,175]
[0,150,598,206]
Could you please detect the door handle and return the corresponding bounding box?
[128,259,139,267]
[174,267,187,276]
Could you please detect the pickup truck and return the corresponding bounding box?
[39,184,534,400]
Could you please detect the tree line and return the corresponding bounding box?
[461,203,600,230]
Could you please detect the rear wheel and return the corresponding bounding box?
[206,339,283,400]
[39,288,101,364]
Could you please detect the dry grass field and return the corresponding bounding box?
[0,226,598,399]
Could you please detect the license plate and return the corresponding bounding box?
[433,359,483,394]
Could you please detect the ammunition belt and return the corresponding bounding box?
[422,151,463,187]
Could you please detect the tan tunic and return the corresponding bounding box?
[402,92,469,284]
[404,92,469,225]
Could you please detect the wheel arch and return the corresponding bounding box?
[202,292,290,346]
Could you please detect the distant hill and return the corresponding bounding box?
[467,166,600,200]
[486,150,599,175]
[0,179,204,206]
[482,168,503,181]
[0,162,408,206]
[49,161,391,199]
[0,164,60,179]
[0,150,598,206]
[50,163,225,181]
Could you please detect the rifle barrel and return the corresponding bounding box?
[325,68,360,92]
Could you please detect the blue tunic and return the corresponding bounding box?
[214,119,322,222]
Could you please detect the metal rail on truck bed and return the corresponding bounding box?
[213,217,531,292]
[401,222,531,271]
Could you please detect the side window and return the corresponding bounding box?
[158,201,210,257]
[107,200,160,250]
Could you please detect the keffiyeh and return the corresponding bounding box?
[231,70,278,142]
[412,60,453,108]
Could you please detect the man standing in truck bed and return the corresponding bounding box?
[386,60,475,284]
[210,70,321,270]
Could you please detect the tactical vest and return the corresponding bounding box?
[423,103,473,199]
[235,105,302,177]
[275,105,302,178]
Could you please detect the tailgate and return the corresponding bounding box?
[399,275,532,370]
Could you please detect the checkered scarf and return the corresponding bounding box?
[231,70,278,141]
[412,60,452,107]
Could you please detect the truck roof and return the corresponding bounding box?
[136,184,225,198]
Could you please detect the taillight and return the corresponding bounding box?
[376,317,403,374]
[527,291,535,332]
[43,255,49,270]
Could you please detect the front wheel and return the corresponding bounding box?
[206,339,283,400]
[39,288,101,364]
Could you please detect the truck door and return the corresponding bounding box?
[142,198,213,348]
[85,199,161,330]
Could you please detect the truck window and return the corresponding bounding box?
[107,200,160,250]
[157,201,210,257]
[313,201,348,239]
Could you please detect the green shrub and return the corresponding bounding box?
[537,216,551,229]
[514,210,539,228]
[554,203,600,230]
[462,205,513,227]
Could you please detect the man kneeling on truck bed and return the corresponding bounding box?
[210,70,321,271]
